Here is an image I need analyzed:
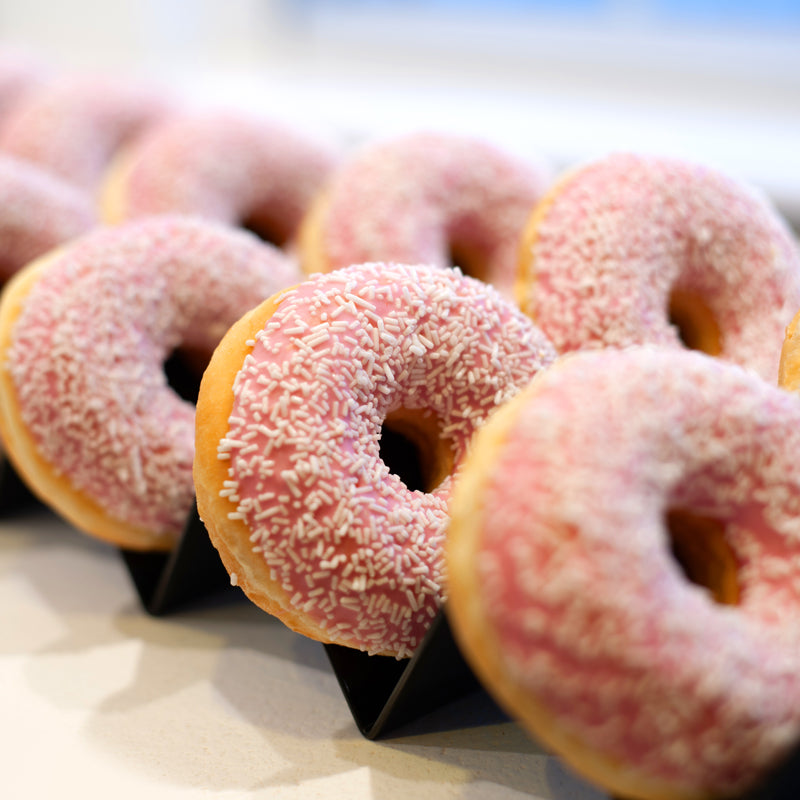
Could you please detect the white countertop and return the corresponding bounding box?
[0,505,607,800]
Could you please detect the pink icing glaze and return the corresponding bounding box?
[7,215,301,539]
[0,74,169,191]
[0,154,95,281]
[219,262,557,657]
[520,152,800,381]
[312,132,552,296]
[475,347,800,796]
[109,111,336,244]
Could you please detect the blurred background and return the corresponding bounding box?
[0,0,798,225]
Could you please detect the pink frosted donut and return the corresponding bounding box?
[299,132,552,296]
[516,152,800,381]
[0,216,301,550]
[101,111,337,246]
[0,153,95,281]
[0,74,169,192]
[447,346,800,800]
[194,262,557,657]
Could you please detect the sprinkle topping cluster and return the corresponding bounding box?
[8,215,299,538]
[477,347,800,794]
[320,132,551,296]
[522,153,800,381]
[220,262,556,656]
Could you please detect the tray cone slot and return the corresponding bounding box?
[121,499,237,615]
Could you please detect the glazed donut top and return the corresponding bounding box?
[2,215,299,547]
[100,110,337,244]
[0,154,95,281]
[300,131,551,296]
[216,262,557,656]
[457,347,800,796]
[516,152,800,381]
[0,74,169,191]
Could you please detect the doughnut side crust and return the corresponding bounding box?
[514,166,579,319]
[98,143,135,224]
[296,189,333,276]
[778,310,800,393]
[0,252,174,550]
[194,288,324,640]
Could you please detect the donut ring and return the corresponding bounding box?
[447,346,800,800]
[515,152,800,381]
[100,110,336,246]
[0,216,300,550]
[0,154,95,282]
[194,262,557,657]
[0,74,169,192]
[299,131,552,296]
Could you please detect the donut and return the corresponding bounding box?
[0,153,95,282]
[515,152,800,381]
[0,215,301,550]
[0,74,169,192]
[193,262,557,657]
[298,131,552,296]
[446,346,800,800]
[100,110,337,247]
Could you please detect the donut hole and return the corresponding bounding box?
[448,242,489,284]
[380,409,453,493]
[241,212,290,248]
[164,346,208,403]
[666,508,739,605]
[668,290,722,355]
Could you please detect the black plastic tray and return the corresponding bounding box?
[120,500,237,615]
[323,606,487,739]
[121,501,489,738]
[740,744,800,799]
[0,455,36,515]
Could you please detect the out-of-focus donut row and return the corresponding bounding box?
[1,44,800,800]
